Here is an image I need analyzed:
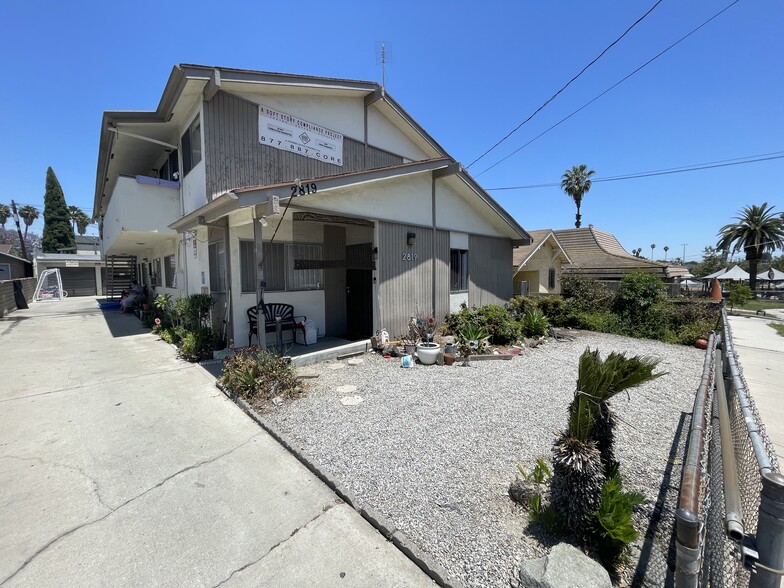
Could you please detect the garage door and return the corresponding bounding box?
[60,267,97,297]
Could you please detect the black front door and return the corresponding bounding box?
[345,243,373,339]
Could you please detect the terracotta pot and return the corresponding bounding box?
[443,353,455,366]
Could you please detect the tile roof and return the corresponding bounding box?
[553,227,688,279]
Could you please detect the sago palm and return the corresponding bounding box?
[561,164,595,228]
[551,348,662,537]
[717,202,784,292]
[575,349,662,477]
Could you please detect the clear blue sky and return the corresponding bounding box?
[1,0,781,263]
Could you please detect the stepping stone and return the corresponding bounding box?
[347,358,364,366]
[296,367,319,379]
[327,363,346,370]
[340,395,364,406]
[336,385,357,394]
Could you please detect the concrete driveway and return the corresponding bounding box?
[0,297,433,587]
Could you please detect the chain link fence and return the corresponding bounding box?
[676,309,782,587]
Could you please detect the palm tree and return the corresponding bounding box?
[0,204,10,228]
[75,211,91,235]
[18,205,39,238]
[650,243,656,260]
[561,164,595,228]
[68,205,84,233]
[663,245,669,261]
[550,348,662,537]
[717,203,784,292]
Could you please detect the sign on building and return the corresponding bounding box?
[258,105,343,167]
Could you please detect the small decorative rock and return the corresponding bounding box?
[327,363,346,370]
[296,367,319,379]
[520,543,611,588]
[347,358,364,366]
[271,396,283,407]
[335,385,357,394]
[340,395,364,406]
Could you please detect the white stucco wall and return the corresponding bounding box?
[435,179,504,237]
[514,240,563,294]
[291,173,433,227]
[184,227,210,294]
[102,177,179,255]
[367,107,429,161]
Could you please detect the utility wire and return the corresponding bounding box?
[466,0,663,169]
[486,151,784,191]
[476,0,742,177]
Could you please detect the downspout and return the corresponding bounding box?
[431,173,437,314]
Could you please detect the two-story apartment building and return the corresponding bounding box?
[93,64,531,347]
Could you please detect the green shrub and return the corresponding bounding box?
[536,295,567,324]
[614,271,666,317]
[521,309,549,337]
[562,275,615,313]
[218,348,301,403]
[508,295,539,318]
[443,304,520,345]
[179,328,214,362]
[589,474,645,574]
[727,282,753,310]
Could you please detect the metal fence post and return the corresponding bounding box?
[676,508,701,587]
[752,472,784,588]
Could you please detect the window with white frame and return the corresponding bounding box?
[164,255,176,288]
[181,115,202,176]
[450,249,468,292]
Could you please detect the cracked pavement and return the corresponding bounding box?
[0,297,433,587]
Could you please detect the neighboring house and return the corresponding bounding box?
[0,250,33,280]
[554,227,689,282]
[512,229,571,295]
[93,64,531,346]
[0,244,14,255]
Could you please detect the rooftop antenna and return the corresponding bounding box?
[376,42,391,89]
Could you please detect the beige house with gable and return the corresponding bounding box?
[513,229,571,295]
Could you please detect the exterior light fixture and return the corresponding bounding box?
[259,217,269,227]
[407,232,416,246]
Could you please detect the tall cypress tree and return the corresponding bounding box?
[42,167,75,253]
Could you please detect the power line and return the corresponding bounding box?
[476,0,742,177]
[486,151,784,191]
[466,0,663,169]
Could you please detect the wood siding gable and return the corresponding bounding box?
[203,91,404,200]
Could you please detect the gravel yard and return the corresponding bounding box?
[266,331,705,587]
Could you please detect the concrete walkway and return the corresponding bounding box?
[727,310,784,465]
[0,298,434,587]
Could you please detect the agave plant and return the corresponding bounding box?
[551,348,663,537]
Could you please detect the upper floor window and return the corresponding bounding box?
[181,115,202,176]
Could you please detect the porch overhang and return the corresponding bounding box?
[169,193,241,232]
[233,158,453,208]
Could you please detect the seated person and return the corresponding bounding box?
[120,281,144,313]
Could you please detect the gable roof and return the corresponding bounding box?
[0,244,13,254]
[554,227,688,279]
[170,158,531,243]
[0,250,32,265]
[94,64,451,218]
[512,229,571,269]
